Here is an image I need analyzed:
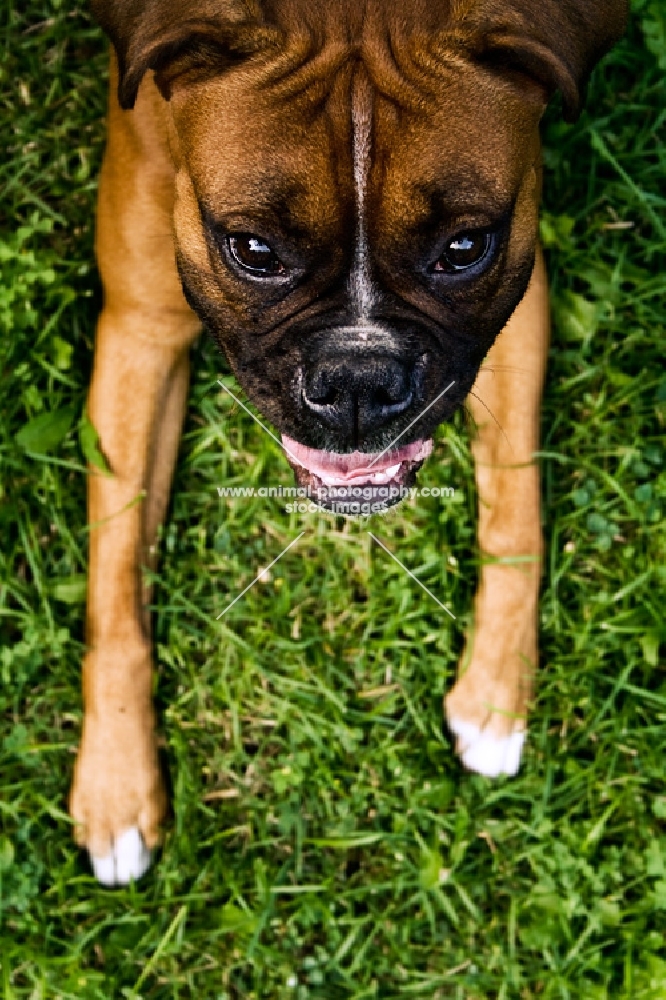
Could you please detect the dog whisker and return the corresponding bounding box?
[467,390,514,457]
[477,364,532,377]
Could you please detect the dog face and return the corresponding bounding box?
[93,0,626,501]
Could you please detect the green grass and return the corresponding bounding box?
[1,1,665,997]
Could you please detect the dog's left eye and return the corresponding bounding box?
[433,231,492,273]
[227,234,286,276]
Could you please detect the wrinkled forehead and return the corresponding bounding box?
[373,71,543,239]
[168,42,541,231]
[168,55,353,235]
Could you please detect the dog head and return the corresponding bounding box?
[94,0,626,505]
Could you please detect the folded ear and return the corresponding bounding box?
[449,0,628,121]
[91,0,280,109]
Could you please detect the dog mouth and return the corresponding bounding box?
[282,435,433,513]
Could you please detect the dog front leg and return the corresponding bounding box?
[446,247,549,777]
[70,323,195,885]
[69,62,200,884]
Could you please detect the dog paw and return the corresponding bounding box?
[90,826,152,886]
[70,714,166,885]
[447,717,525,777]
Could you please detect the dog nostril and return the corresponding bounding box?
[374,386,403,407]
[308,386,338,406]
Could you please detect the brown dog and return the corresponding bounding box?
[71,0,627,884]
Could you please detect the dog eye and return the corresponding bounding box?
[433,231,492,273]
[227,234,286,276]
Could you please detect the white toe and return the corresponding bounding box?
[448,718,525,777]
[91,850,117,886]
[90,826,152,886]
[115,827,152,883]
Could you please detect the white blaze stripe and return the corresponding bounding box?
[350,69,376,320]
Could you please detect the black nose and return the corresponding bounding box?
[302,356,414,442]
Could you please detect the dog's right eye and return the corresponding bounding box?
[227,234,286,276]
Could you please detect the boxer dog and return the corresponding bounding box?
[71,0,627,884]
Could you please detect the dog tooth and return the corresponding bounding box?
[372,463,401,482]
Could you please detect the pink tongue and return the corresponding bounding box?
[282,435,433,483]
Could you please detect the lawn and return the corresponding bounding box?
[1,1,665,997]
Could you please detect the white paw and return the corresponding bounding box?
[448,718,525,777]
[90,827,152,886]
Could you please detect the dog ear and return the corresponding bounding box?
[449,0,628,121]
[90,0,280,109]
